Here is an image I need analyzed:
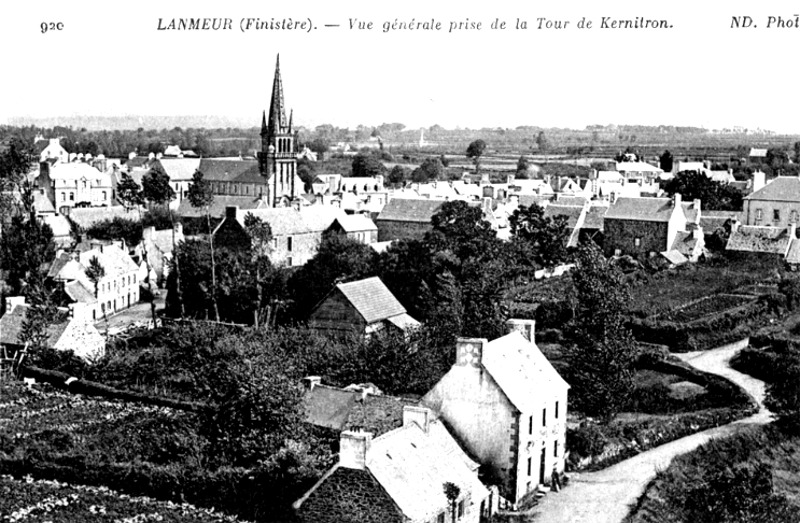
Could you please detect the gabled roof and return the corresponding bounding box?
[335,277,407,324]
[615,161,663,173]
[0,304,70,347]
[604,197,676,222]
[480,331,570,413]
[750,147,768,157]
[787,238,800,264]
[660,250,688,265]
[238,207,313,236]
[77,245,138,278]
[744,176,800,203]
[699,211,741,231]
[544,204,584,228]
[157,158,201,181]
[376,198,444,223]
[197,158,260,182]
[303,384,419,436]
[64,280,97,304]
[726,225,792,255]
[518,194,553,208]
[333,214,378,233]
[670,231,699,257]
[555,195,588,206]
[176,195,267,219]
[366,420,488,521]
[582,205,608,230]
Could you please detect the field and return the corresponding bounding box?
[661,294,756,324]
[0,474,248,522]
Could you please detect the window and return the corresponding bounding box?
[287,236,293,251]
[554,441,558,457]
[528,415,533,435]
[634,237,641,247]
[102,191,106,200]
[286,256,293,266]
[437,513,445,523]
[61,193,66,201]
[69,192,74,201]
[555,401,559,419]
[774,209,781,222]
[755,209,763,221]
[542,408,547,427]
[457,500,464,518]
[133,275,136,283]
[527,457,532,476]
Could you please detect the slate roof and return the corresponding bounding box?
[366,420,487,522]
[544,204,583,228]
[197,158,260,183]
[176,195,267,219]
[33,191,55,214]
[518,194,553,208]
[700,211,741,231]
[238,208,313,236]
[303,384,419,436]
[660,250,688,265]
[726,225,792,255]
[336,277,408,324]
[604,197,676,222]
[786,238,800,264]
[750,147,768,158]
[157,158,201,181]
[555,195,588,206]
[0,304,69,347]
[300,206,348,232]
[77,245,138,278]
[67,206,141,229]
[333,214,378,233]
[615,161,663,173]
[480,331,570,413]
[744,176,800,202]
[583,205,607,230]
[376,198,444,223]
[64,280,97,304]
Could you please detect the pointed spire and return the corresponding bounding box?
[267,54,287,137]
[288,109,293,132]
[260,110,268,137]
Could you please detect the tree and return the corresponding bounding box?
[116,173,158,328]
[142,163,183,317]
[244,213,274,258]
[388,165,409,187]
[766,148,790,171]
[466,139,486,173]
[287,232,377,319]
[85,217,144,248]
[509,203,570,269]
[564,242,637,418]
[351,153,387,178]
[0,215,55,296]
[85,256,106,299]
[0,137,35,223]
[443,482,461,523]
[536,131,549,154]
[662,170,743,211]
[516,155,531,177]
[187,170,220,322]
[659,150,674,173]
[764,353,800,434]
[412,157,444,183]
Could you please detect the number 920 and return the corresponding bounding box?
[41,22,64,33]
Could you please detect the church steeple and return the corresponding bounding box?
[267,54,288,138]
[260,110,268,137]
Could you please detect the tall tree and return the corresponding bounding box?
[85,255,107,331]
[466,139,486,173]
[116,173,158,328]
[663,170,743,211]
[187,170,220,322]
[659,149,674,173]
[351,153,387,178]
[564,242,637,419]
[142,163,184,317]
[0,215,55,296]
[443,482,461,523]
[509,203,570,269]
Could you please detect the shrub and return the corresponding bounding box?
[568,423,607,459]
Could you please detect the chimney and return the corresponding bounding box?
[753,171,766,193]
[482,185,494,199]
[173,222,184,238]
[609,192,617,205]
[225,206,239,220]
[791,223,797,239]
[456,338,486,367]
[506,318,536,342]
[339,430,373,470]
[507,173,515,185]
[402,405,432,433]
[731,218,740,234]
[482,196,493,212]
[128,152,136,160]
[480,172,490,185]
[5,296,26,313]
[693,225,704,240]
[302,376,322,391]
[673,193,682,208]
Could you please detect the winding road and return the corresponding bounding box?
[527,338,772,523]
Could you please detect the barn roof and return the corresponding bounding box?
[336,277,407,324]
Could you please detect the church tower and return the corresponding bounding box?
[258,55,297,207]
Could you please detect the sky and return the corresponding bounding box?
[1,0,798,133]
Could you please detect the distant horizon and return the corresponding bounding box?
[3,114,793,136]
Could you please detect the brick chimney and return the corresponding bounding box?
[302,376,322,391]
[402,405,432,433]
[339,430,373,470]
[506,318,536,342]
[225,205,239,220]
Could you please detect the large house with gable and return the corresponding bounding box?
[293,406,490,523]
[422,320,569,506]
[743,176,800,228]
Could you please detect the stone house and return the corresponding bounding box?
[212,205,342,267]
[0,298,104,361]
[308,277,419,338]
[422,320,569,507]
[743,176,800,228]
[293,406,490,523]
[48,242,140,321]
[327,215,378,244]
[38,161,113,210]
[375,198,444,242]
[726,221,797,266]
[603,194,702,258]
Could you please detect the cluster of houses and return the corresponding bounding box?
[293,317,569,521]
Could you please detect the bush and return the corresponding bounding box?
[568,423,607,459]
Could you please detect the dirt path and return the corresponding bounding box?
[527,338,770,523]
